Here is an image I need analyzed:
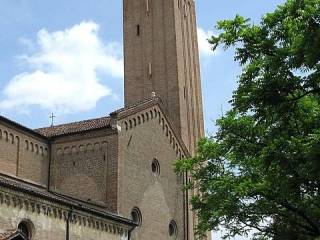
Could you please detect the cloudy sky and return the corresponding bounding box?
[0,0,285,238]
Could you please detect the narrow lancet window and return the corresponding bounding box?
[148,62,152,78]
[146,0,150,14]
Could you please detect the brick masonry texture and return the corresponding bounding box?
[123,0,205,156]
[123,0,207,238]
[117,105,188,240]
[50,128,118,211]
[0,118,49,186]
[0,0,208,239]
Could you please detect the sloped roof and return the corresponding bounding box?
[36,116,111,138]
[0,230,15,240]
[35,97,162,138]
[0,96,190,157]
[0,116,47,140]
[0,230,27,240]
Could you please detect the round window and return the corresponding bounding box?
[151,158,160,176]
[131,207,142,226]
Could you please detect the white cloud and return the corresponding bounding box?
[197,27,218,57]
[0,21,123,113]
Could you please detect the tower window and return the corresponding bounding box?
[151,158,160,176]
[136,25,140,36]
[148,62,152,77]
[184,2,187,17]
[146,0,150,14]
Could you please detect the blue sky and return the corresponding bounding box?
[0,0,285,239]
[0,0,285,134]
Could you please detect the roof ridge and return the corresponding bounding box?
[112,96,161,115]
[0,97,161,138]
[36,97,159,131]
[0,115,47,140]
[35,115,110,131]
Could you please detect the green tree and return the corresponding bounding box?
[175,0,320,239]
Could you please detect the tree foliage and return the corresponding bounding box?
[175,0,320,239]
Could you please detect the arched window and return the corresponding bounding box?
[169,220,178,239]
[131,207,142,226]
[18,220,34,239]
[151,158,160,176]
[18,222,29,237]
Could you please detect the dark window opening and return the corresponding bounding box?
[169,220,178,238]
[136,25,140,36]
[18,223,29,238]
[18,221,31,239]
[131,207,142,226]
[151,158,160,176]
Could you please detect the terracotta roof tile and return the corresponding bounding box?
[0,97,161,139]
[0,231,13,240]
[35,116,111,138]
[35,97,161,138]
[0,230,23,240]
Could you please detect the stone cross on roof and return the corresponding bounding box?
[49,113,56,127]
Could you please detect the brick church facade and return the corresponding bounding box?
[0,0,209,240]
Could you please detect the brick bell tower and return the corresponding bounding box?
[123,0,209,239]
[123,0,204,156]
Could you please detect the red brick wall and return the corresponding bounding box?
[50,129,118,211]
[123,0,204,155]
[117,106,187,240]
[0,120,49,186]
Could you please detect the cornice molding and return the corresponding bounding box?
[0,186,132,237]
